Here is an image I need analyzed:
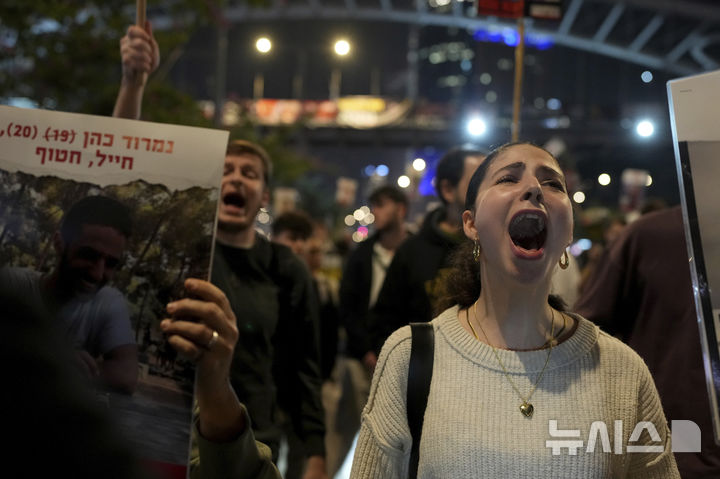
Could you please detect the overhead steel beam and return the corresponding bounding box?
[666,23,709,63]
[558,0,584,35]
[550,32,696,76]
[692,34,720,70]
[416,0,427,14]
[594,0,720,23]
[452,0,463,17]
[629,14,664,52]
[150,2,716,75]
[593,3,625,43]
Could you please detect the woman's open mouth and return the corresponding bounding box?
[508,210,547,258]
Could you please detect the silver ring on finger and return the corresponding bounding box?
[204,330,219,350]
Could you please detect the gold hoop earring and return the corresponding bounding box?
[472,239,481,262]
[559,250,569,270]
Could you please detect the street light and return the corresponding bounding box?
[636,120,655,138]
[466,116,488,137]
[256,37,272,54]
[334,39,351,56]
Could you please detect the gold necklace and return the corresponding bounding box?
[466,302,556,418]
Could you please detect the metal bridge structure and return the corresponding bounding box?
[149,0,719,195]
[182,0,720,76]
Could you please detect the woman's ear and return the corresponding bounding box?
[462,210,477,240]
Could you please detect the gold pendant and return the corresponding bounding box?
[519,402,534,418]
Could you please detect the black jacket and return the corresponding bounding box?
[339,233,379,360]
[368,207,464,354]
[211,236,325,459]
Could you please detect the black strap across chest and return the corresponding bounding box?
[407,322,434,479]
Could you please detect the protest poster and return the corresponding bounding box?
[0,104,229,469]
[668,70,720,443]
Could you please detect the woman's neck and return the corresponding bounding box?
[469,268,557,350]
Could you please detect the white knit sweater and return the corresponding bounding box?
[350,306,680,478]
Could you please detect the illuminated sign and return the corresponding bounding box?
[477,0,563,21]
[477,0,525,19]
[527,0,563,20]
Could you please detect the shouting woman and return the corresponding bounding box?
[350,143,679,478]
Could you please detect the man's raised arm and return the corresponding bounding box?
[113,21,159,119]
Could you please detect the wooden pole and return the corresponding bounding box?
[511,17,525,142]
[136,0,146,26]
[135,0,148,86]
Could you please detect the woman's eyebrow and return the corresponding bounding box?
[538,165,563,178]
[491,161,525,177]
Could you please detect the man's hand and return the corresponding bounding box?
[302,455,328,479]
[162,278,238,384]
[161,278,244,442]
[113,21,159,119]
[119,21,160,85]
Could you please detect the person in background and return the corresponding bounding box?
[273,216,339,479]
[303,223,340,381]
[329,185,410,476]
[575,206,720,478]
[341,185,410,372]
[272,210,314,257]
[578,215,625,295]
[350,142,679,478]
[286,223,342,479]
[115,23,328,479]
[368,148,485,356]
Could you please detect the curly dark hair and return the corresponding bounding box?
[434,142,570,315]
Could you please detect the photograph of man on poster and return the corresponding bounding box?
[0,100,227,467]
[1,195,138,395]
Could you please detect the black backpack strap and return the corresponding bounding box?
[407,322,434,479]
